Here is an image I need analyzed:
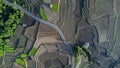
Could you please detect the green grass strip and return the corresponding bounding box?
[21,54,28,59]
[40,7,48,20]
[4,45,14,52]
[0,50,4,57]
[29,48,38,56]
[15,58,26,67]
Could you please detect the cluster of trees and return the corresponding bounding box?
[73,43,101,67]
[73,46,86,58]
[0,1,23,57]
[12,0,28,9]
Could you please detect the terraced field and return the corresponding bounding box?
[4,0,74,68]
[1,0,41,67]
[57,0,120,67]
[3,0,120,68]
[85,0,120,67]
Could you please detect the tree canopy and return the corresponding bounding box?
[0,1,23,57]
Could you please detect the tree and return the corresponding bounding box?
[0,1,23,57]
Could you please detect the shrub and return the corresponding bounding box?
[29,48,38,56]
[40,7,47,20]
[15,58,26,67]
[51,3,58,12]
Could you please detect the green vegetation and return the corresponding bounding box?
[15,47,38,67]
[15,58,26,67]
[15,47,37,67]
[0,1,23,57]
[12,0,28,8]
[73,46,86,58]
[51,3,58,12]
[15,53,28,67]
[29,48,38,56]
[39,7,48,20]
[0,50,4,57]
[74,58,79,67]
[73,44,101,67]
[73,45,86,66]
[21,53,28,59]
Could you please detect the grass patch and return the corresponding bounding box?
[0,50,4,57]
[0,45,14,57]
[15,53,28,67]
[29,48,38,56]
[4,45,14,52]
[15,58,26,67]
[51,3,58,12]
[5,49,14,53]
[21,54,28,59]
[40,7,47,20]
